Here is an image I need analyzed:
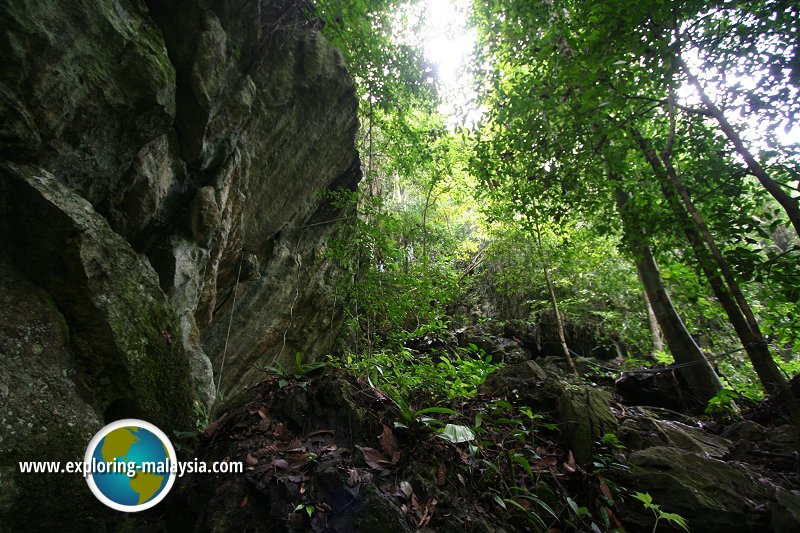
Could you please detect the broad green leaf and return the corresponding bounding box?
[438,424,476,443]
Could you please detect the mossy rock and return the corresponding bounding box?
[558,384,617,465]
[3,165,194,431]
[621,446,793,532]
[354,484,413,533]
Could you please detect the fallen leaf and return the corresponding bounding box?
[289,452,316,469]
[564,450,577,472]
[257,407,270,420]
[273,458,289,469]
[596,477,624,529]
[436,465,446,486]
[534,456,558,470]
[245,454,258,466]
[285,437,303,449]
[379,424,398,457]
[416,498,437,528]
[286,446,309,453]
[411,493,421,514]
[306,429,335,438]
[204,412,228,437]
[598,477,613,500]
[399,480,413,498]
[357,446,392,470]
[346,468,360,487]
[239,494,249,508]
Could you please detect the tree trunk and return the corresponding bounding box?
[531,214,579,376]
[631,127,793,399]
[615,186,723,404]
[639,273,664,355]
[421,178,438,263]
[677,56,800,239]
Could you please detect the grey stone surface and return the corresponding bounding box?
[2,165,194,430]
[1,0,360,407]
[623,446,799,532]
[558,384,618,465]
[1,0,360,526]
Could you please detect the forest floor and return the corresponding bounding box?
[138,331,800,533]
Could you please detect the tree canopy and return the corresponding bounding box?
[311,0,800,409]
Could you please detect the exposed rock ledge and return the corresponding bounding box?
[0,0,359,526]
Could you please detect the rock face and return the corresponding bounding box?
[1,0,359,526]
[621,447,800,532]
[558,385,617,465]
[3,166,195,428]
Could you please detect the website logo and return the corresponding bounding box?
[83,419,177,512]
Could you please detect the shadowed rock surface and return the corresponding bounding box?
[1,0,359,527]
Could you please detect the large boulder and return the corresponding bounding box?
[0,0,177,207]
[620,446,800,532]
[128,0,362,397]
[2,0,360,410]
[0,165,196,529]
[2,165,195,429]
[0,258,106,530]
[478,361,564,410]
[558,385,618,465]
[618,407,732,458]
[1,0,360,526]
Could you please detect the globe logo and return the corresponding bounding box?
[84,419,177,512]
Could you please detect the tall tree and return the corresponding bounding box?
[615,184,723,403]
[470,0,800,408]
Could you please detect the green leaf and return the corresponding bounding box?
[515,493,558,519]
[491,493,507,509]
[511,454,534,478]
[632,491,653,507]
[566,496,579,514]
[438,423,476,443]
[566,496,590,517]
[660,511,690,532]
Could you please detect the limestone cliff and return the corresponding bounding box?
[0,0,359,526]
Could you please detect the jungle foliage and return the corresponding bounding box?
[312,0,800,408]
